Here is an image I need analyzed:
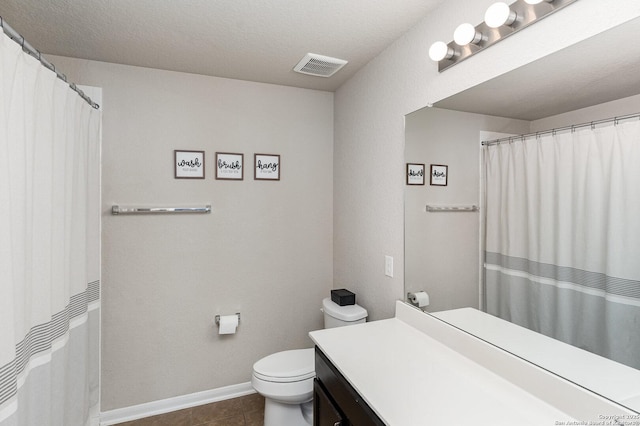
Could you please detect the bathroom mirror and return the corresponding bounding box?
[405,16,640,413]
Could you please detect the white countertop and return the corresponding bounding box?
[309,301,635,426]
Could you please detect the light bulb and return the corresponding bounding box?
[453,23,482,46]
[428,41,454,61]
[484,2,517,28]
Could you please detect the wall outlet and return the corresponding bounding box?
[385,255,393,277]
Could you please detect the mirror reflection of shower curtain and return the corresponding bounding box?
[483,120,640,370]
[0,31,101,425]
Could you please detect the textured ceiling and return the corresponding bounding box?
[0,0,446,92]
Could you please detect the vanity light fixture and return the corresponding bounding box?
[484,2,517,28]
[454,23,483,46]
[429,0,577,72]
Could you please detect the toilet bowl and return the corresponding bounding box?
[251,348,315,425]
[251,298,367,426]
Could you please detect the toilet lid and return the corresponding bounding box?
[253,348,315,383]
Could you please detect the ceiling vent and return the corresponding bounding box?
[294,53,348,78]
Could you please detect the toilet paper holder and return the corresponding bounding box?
[407,291,430,308]
[215,313,241,325]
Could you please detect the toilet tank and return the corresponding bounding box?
[322,297,368,328]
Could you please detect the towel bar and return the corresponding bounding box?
[426,205,478,212]
[111,204,211,215]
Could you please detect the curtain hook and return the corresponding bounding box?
[614,117,619,126]
[591,121,595,130]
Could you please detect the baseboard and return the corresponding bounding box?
[99,382,255,425]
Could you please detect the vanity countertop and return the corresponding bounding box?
[309,301,634,426]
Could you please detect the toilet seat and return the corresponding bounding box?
[253,348,315,383]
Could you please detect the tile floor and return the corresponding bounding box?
[114,393,265,426]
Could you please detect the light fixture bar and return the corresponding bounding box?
[435,0,577,72]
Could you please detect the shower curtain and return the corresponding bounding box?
[0,29,100,426]
[483,119,640,370]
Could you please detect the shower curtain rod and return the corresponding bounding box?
[481,112,640,146]
[0,16,99,109]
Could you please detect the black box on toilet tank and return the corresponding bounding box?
[331,289,355,306]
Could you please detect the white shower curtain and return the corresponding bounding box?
[483,119,640,370]
[0,30,101,426]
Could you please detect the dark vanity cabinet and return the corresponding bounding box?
[314,347,385,426]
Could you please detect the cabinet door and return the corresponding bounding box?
[315,347,385,426]
[314,379,345,426]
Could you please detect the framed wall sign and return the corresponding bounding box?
[175,150,205,179]
[216,152,244,180]
[254,154,280,180]
[430,164,448,186]
[406,163,425,185]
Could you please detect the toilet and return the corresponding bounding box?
[251,297,368,426]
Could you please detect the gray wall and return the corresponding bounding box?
[404,107,530,312]
[49,56,334,410]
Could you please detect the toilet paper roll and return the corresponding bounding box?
[218,315,238,334]
[410,291,430,308]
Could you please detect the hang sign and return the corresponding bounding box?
[254,154,280,180]
[175,150,205,179]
